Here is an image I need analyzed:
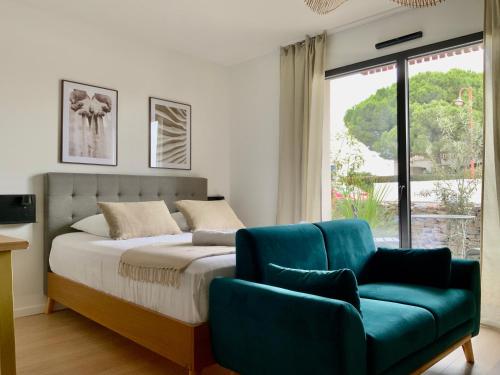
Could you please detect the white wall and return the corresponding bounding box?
[0,2,230,316]
[327,0,484,70]
[229,52,280,227]
[228,0,484,227]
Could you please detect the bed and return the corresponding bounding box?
[44,173,235,375]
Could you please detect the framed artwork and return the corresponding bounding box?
[61,80,118,166]
[149,97,191,170]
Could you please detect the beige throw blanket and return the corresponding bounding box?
[119,242,235,287]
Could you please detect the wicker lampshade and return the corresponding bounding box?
[305,0,444,15]
[303,0,347,15]
[391,0,444,7]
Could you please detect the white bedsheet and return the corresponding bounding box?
[49,232,236,324]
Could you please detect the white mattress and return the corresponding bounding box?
[49,232,236,324]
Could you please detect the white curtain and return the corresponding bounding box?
[481,0,500,328]
[277,32,327,224]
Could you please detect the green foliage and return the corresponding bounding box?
[331,132,392,228]
[331,132,364,179]
[344,69,484,161]
[333,185,391,229]
[420,109,483,215]
[344,85,397,159]
[340,172,374,193]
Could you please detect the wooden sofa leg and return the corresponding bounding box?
[462,339,475,364]
[44,297,55,315]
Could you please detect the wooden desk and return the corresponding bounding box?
[0,235,29,375]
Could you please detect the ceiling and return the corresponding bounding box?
[17,0,403,66]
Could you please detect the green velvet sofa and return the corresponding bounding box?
[209,219,480,375]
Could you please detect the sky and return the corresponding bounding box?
[329,43,484,178]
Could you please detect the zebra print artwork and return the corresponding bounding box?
[150,97,191,170]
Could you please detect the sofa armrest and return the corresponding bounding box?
[209,278,367,375]
[449,258,481,336]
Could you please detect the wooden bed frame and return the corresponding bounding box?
[43,173,233,375]
[45,272,231,375]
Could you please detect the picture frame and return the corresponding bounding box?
[61,80,118,166]
[149,97,192,170]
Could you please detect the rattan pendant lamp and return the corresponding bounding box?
[304,0,445,15]
[391,0,444,6]
[303,0,347,15]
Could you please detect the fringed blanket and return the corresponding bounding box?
[118,242,235,287]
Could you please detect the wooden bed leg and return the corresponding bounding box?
[188,369,198,375]
[462,339,475,364]
[44,297,55,315]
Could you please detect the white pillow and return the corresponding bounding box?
[71,214,110,237]
[171,211,190,232]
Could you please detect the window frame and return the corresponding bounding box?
[325,32,484,247]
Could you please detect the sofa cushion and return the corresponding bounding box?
[314,220,376,278]
[265,264,362,314]
[361,247,452,288]
[236,224,328,282]
[361,298,436,375]
[359,283,475,337]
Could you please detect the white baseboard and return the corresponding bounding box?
[481,321,500,331]
[14,300,66,318]
[14,303,45,318]
[13,293,48,318]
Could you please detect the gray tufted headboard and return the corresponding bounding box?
[44,173,207,290]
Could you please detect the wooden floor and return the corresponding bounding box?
[12,310,500,375]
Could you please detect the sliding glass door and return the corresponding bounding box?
[408,43,484,260]
[329,64,399,247]
[326,33,484,259]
